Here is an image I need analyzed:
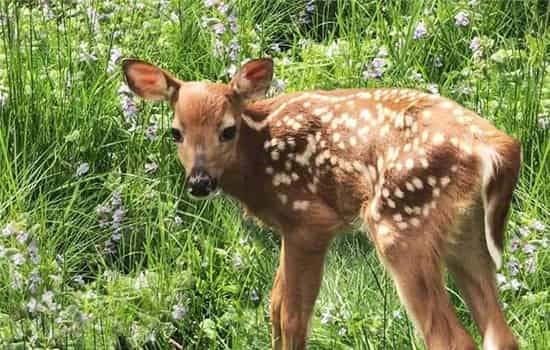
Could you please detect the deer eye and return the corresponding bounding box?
[220,126,237,142]
[171,128,183,143]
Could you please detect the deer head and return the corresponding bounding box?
[122,58,273,199]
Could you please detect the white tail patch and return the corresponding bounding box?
[476,144,504,268]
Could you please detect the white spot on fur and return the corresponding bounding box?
[410,217,421,227]
[397,222,409,230]
[360,109,371,120]
[293,200,310,211]
[378,224,391,236]
[412,177,424,189]
[432,133,445,145]
[278,194,288,204]
[394,188,404,198]
[321,112,334,123]
[420,158,429,168]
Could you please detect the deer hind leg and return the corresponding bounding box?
[365,211,476,350]
[271,264,283,350]
[446,200,518,350]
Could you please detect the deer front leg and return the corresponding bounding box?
[270,257,283,349]
[273,232,330,350]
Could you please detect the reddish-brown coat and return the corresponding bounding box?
[122,58,520,350]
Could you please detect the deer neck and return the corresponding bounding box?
[219,98,278,210]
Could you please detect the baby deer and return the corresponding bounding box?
[122,58,521,350]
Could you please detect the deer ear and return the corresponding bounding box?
[122,59,180,101]
[230,58,274,101]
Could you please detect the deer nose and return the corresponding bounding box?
[187,168,217,198]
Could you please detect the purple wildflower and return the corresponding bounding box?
[145,120,158,141]
[509,237,520,252]
[506,259,520,276]
[470,37,482,59]
[218,2,229,13]
[212,22,226,35]
[27,298,38,313]
[372,58,386,69]
[111,191,122,207]
[228,12,238,33]
[172,304,188,320]
[11,253,26,266]
[2,223,16,237]
[526,257,537,274]
[145,162,158,173]
[320,309,332,324]
[107,48,123,73]
[75,162,90,177]
[28,241,40,264]
[363,58,387,79]
[509,279,522,290]
[118,84,132,95]
[250,290,260,302]
[496,273,506,285]
[120,95,138,125]
[532,220,545,232]
[523,243,537,255]
[96,205,111,215]
[271,79,287,94]
[29,269,42,293]
[86,6,100,33]
[16,231,29,244]
[112,208,125,224]
[79,42,97,62]
[0,91,7,106]
[232,253,243,268]
[427,83,439,95]
[455,11,470,27]
[518,226,530,237]
[413,21,428,39]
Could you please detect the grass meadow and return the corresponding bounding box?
[1,0,549,348]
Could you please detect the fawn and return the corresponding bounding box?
[122,57,521,350]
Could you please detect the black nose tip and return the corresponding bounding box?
[188,169,217,197]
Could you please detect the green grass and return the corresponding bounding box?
[0,0,549,349]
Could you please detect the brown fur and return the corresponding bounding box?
[122,58,521,350]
